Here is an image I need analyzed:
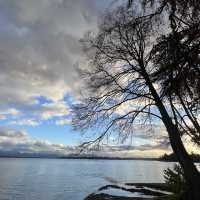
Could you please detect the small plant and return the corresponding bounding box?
[164,164,187,198]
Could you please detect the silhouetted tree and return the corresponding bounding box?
[127,0,200,145]
[145,0,200,146]
[72,2,200,199]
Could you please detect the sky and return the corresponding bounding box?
[0,0,198,158]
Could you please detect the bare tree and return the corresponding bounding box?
[72,5,200,200]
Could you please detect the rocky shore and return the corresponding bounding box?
[85,183,172,200]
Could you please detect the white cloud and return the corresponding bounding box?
[0,126,169,157]
[9,119,40,126]
[0,115,6,120]
[0,126,75,155]
[0,127,28,138]
[0,108,21,121]
[6,108,20,116]
[0,125,198,157]
[40,101,70,120]
[56,119,71,126]
[0,108,20,117]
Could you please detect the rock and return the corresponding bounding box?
[85,193,152,200]
[84,183,172,200]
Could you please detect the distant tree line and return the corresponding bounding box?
[160,153,200,163]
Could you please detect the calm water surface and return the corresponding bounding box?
[0,158,176,200]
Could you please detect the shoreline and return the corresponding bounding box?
[84,183,172,200]
[0,155,159,160]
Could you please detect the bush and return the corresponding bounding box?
[164,164,187,198]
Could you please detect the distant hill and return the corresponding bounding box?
[59,155,158,160]
[0,150,159,160]
[0,150,62,158]
[159,153,200,162]
[4,150,200,162]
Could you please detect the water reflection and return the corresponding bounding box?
[0,158,177,200]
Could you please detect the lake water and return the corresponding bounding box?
[0,158,177,200]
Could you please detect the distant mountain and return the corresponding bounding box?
[0,150,68,158]
[0,150,159,160]
[159,153,200,162]
[59,155,158,160]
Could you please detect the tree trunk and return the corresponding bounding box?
[143,72,200,199]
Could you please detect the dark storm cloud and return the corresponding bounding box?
[0,0,110,122]
[0,0,127,106]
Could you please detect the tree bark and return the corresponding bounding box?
[143,71,200,199]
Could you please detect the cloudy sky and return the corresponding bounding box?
[0,0,198,158]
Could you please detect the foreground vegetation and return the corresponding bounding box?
[85,164,194,200]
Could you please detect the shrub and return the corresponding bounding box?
[164,164,187,197]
